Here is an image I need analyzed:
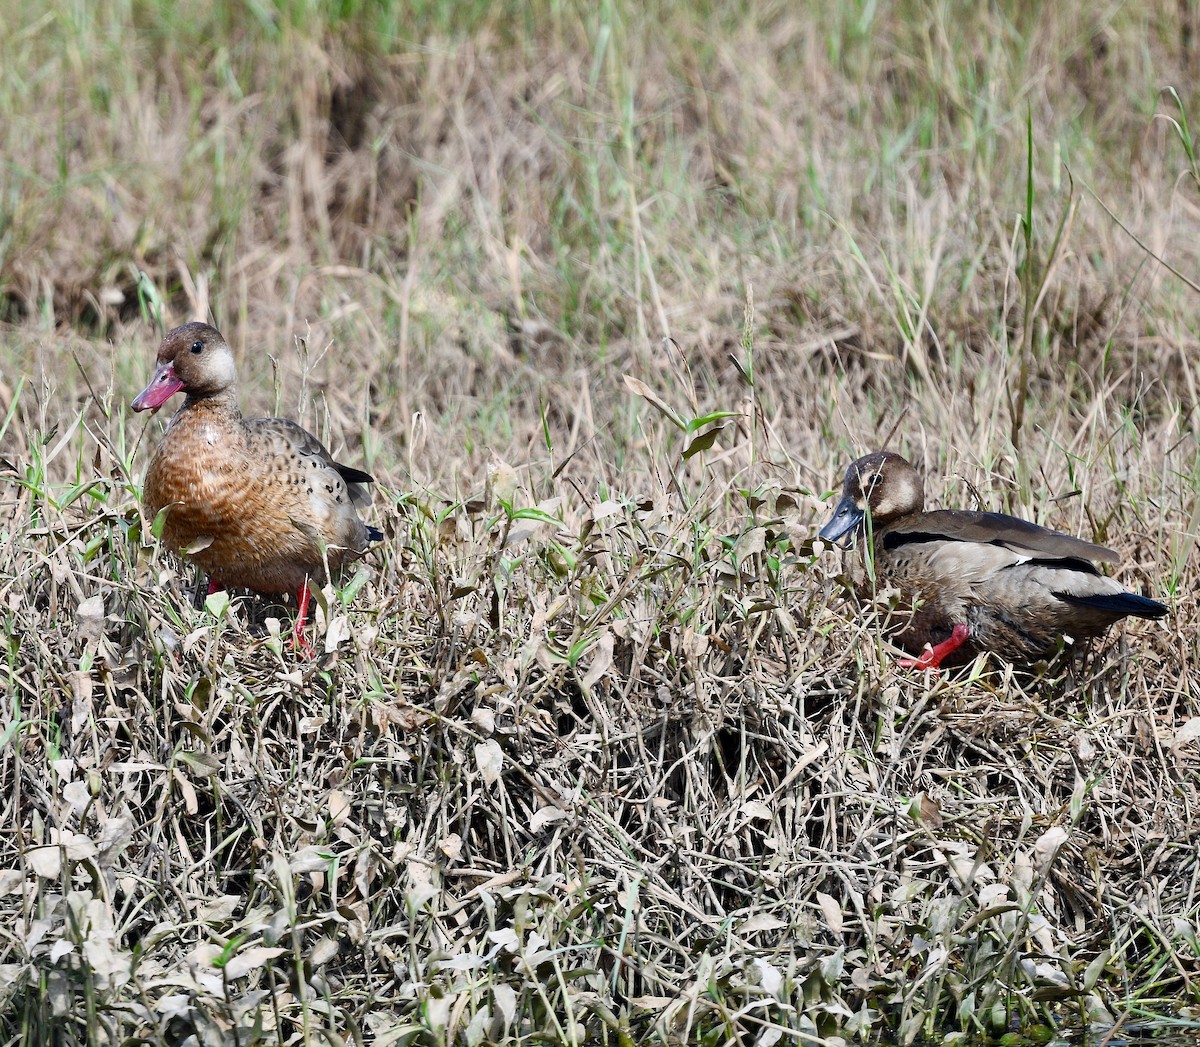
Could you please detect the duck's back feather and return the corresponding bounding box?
[883,509,1120,564]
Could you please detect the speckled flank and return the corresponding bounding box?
[135,323,380,597]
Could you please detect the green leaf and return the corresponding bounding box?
[213,933,247,968]
[540,395,553,452]
[151,504,172,540]
[509,507,561,526]
[0,717,23,749]
[682,425,725,460]
[1081,948,1111,992]
[567,633,595,666]
[204,590,230,618]
[0,376,25,445]
[685,410,739,434]
[339,568,370,605]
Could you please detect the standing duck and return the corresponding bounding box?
[132,322,383,653]
[819,451,1167,669]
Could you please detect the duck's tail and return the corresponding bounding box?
[1058,591,1169,620]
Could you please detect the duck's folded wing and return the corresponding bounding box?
[882,509,1119,565]
[244,416,337,464]
[245,417,376,508]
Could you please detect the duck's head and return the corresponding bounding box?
[131,322,237,412]
[819,450,924,545]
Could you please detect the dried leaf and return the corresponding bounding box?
[752,957,783,994]
[289,845,335,873]
[735,526,766,558]
[493,983,517,1030]
[741,800,772,822]
[406,860,439,910]
[308,936,339,967]
[76,595,105,645]
[82,898,129,980]
[219,946,286,980]
[487,453,519,504]
[682,627,708,659]
[324,614,351,651]
[475,740,504,786]
[817,891,845,935]
[1172,717,1200,751]
[1033,826,1070,873]
[329,790,351,826]
[738,912,787,935]
[622,375,686,430]
[529,806,569,832]
[62,779,91,815]
[579,630,614,691]
[172,769,198,816]
[59,829,97,861]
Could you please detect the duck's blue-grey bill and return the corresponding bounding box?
[819,496,863,545]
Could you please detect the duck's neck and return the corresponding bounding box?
[170,389,243,429]
[182,388,242,417]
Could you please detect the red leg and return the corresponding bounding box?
[207,578,225,595]
[899,623,972,671]
[291,580,315,657]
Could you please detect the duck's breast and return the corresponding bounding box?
[144,408,367,592]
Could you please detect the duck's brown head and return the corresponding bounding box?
[819,450,924,545]
[131,322,237,412]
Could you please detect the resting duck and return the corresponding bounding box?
[132,322,383,652]
[819,451,1167,669]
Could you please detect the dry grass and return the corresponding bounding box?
[2,1,1200,1043]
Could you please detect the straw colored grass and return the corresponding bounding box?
[1,1,1199,1043]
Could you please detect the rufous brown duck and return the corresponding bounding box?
[132,322,383,653]
[819,451,1167,670]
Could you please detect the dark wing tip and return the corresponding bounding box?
[337,463,375,485]
[1056,591,1169,620]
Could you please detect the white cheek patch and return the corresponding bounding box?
[213,352,238,388]
[873,473,920,518]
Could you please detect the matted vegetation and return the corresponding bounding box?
[2,1,1200,1043]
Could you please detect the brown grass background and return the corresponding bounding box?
[1,1,1198,1043]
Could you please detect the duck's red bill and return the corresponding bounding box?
[132,364,184,412]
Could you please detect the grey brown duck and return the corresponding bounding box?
[819,451,1167,669]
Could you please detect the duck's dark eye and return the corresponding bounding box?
[190,341,204,354]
